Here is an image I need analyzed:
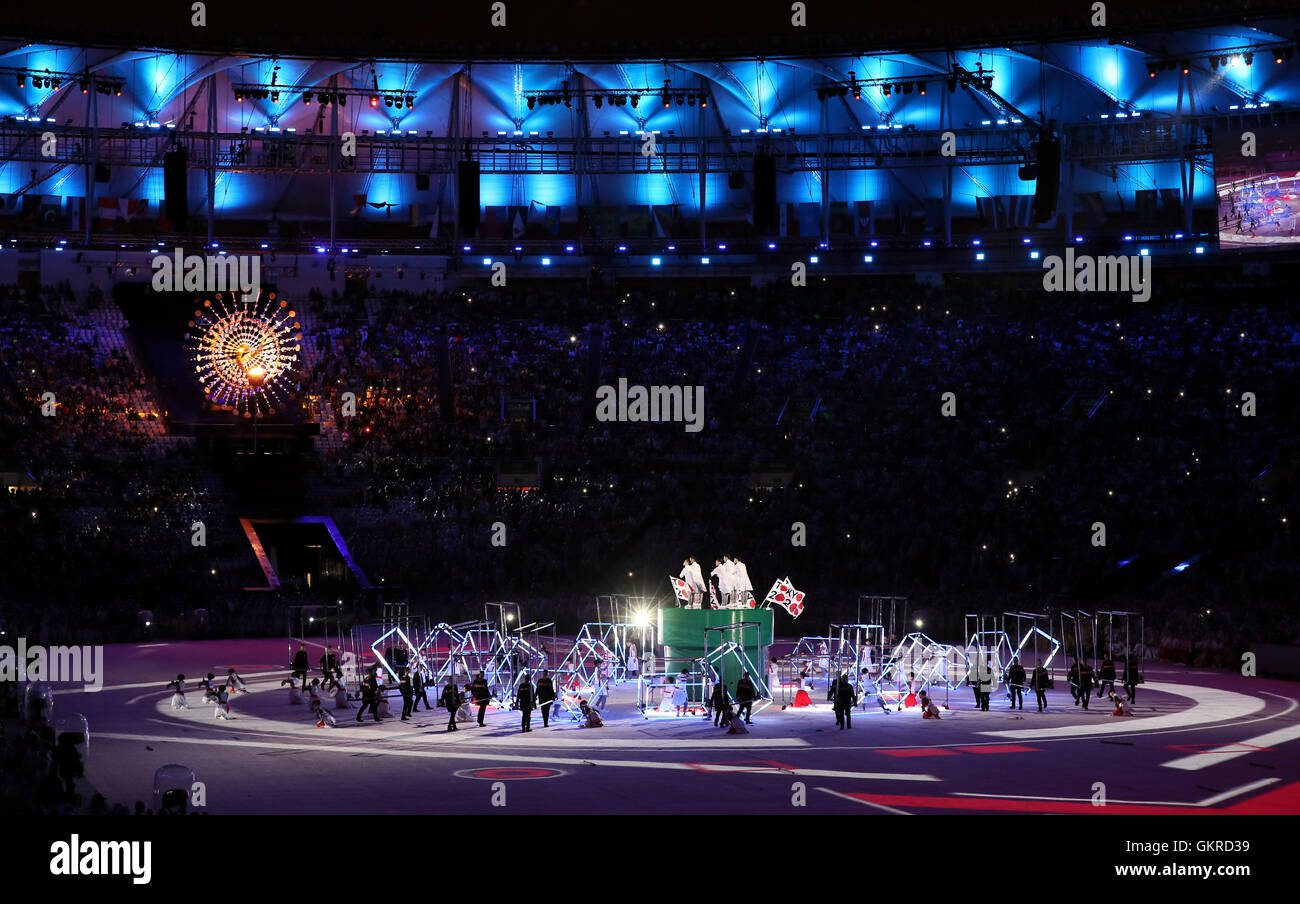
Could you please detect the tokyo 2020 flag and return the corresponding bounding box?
[765,577,806,619]
[669,575,692,603]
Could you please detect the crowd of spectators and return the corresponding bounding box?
[2,269,1298,668]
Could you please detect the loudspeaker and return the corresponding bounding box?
[457,160,479,236]
[728,171,745,190]
[753,153,776,235]
[94,163,111,183]
[163,147,188,231]
[415,172,430,191]
[1031,135,1060,225]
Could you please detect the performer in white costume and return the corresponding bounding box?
[712,558,734,607]
[680,559,700,608]
[688,557,706,607]
[732,556,754,607]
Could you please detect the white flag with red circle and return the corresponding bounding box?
[765,577,806,619]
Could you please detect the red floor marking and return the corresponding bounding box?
[1225,782,1300,815]
[468,768,563,780]
[1165,743,1275,755]
[953,745,1041,754]
[684,760,797,773]
[877,748,960,758]
[845,793,1215,815]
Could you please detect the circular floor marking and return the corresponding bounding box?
[454,767,566,780]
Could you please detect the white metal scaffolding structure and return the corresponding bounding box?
[704,621,771,717]
[878,632,969,711]
[558,636,616,721]
[830,622,886,708]
[594,595,655,678]
[963,613,1017,691]
[637,657,713,718]
[857,595,908,646]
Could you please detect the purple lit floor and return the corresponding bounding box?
[51,638,1300,815]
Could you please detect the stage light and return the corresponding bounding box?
[630,93,640,106]
[1181,62,1190,74]
[593,94,603,108]
[1244,52,1253,66]
[918,82,926,95]
[903,81,913,94]
[687,95,695,106]
[303,93,312,105]
[384,95,393,107]
[405,95,414,108]
[370,94,379,107]
[1277,52,1286,64]
[115,84,122,97]
[882,84,891,96]
[80,79,88,94]
[235,90,244,102]
[51,78,61,89]
[17,74,25,88]
[526,95,535,109]
[271,91,280,103]
[700,95,707,108]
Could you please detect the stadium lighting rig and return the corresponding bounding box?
[524,80,698,110]
[4,67,123,96]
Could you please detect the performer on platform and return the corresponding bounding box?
[711,558,733,607]
[536,670,556,727]
[680,558,695,607]
[1031,661,1050,712]
[732,556,754,607]
[517,672,535,732]
[440,676,461,732]
[626,643,640,676]
[1006,658,1026,711]
[688,557,706,607]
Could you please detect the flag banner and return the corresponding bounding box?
[511,206,527,238]
[0,193,21,217]
[709,583,719,607]
[1005,195,1033,228]
[854,199,873,234]
[764,577,806,619]
[669,575,692,603]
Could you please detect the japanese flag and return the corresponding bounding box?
[669,575,692,603]
[766,577,806,619]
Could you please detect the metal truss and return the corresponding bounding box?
[879,632,969,710]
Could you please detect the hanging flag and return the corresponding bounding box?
[709,583,719,608]
[349,194,367,216]
[669,575,692,603]
[854,200,872,235]
[511,208,526,238]
[764,577,806,619]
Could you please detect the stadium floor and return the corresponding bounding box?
[49,637,1300,815]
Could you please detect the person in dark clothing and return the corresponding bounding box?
[398,669,414,721]
[1122,658,1140,703]
[1031,661,1050,712]
[1077,661,1095,710]
[52,734,84,802]
[1006,658,1026,711]
[469,672,491,726]
[412,666,431,712]
[440,677,461,731]
[291,643,310,687]
[710,681,728,726]
[1067,662,1081,705]
[832,672,856,729]
[535,670,556,727]
[735,672,756,724]
[319,645,338,681]
[1096,658,1117,700]
[356,668,381,722]
[517,673,535,732]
